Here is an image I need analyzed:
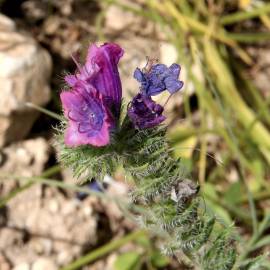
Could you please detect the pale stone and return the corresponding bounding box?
[0,14,51,146]
[160,42,178,65]
[0,14,15,31]
[32,258,57,270]
[56,250,73,266]
[48,199,60,213]
[2,179,97,266]
[0,137,50,177]
[105,5,138,31]
[13,263,30,270]
[0,252,11,270]
[83,205,93,216]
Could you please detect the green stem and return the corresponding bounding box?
[235,214,270,267]
[60,230,146,270]
[25,102,63,121]
[235,189,270,204]
[205,194,252,225]
[221,4,270,25]
[162,1,252,64]
[227,32,270,43]
[204,41,270,163]
[0,165,61,208]
[0,173,146,218]
[236,164,258,234]
[232,61,270,126]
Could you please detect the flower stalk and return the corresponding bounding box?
[56,42,238,269]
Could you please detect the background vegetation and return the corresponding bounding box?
[0,0,270,269]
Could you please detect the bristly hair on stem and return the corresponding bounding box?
[55,42,243,269]
[55,114,237,269]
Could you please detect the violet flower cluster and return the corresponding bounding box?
[128,62,183,129]
[60,42,183,147]
[60,43,123,147]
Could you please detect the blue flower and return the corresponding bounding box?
[128,61,184,130]
[76,179,103,200]
[134,63,183,96]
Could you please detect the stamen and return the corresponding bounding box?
[143,56,159,73]
[71,53,83,73]
[163,94,173,107]
[78,123,92,133]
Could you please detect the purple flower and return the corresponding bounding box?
[134,63,183,96]
[65,43,124,116]
[61,82,113,147]
[127,93,166,129]
[60,43,124,147]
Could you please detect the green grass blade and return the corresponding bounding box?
[221,4,270,25]
[0,165,61,209]
[60,230,146,270]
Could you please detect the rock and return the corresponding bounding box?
[48,199,60,213]
[30,239,53,255]
[0,227,23,251]
[105,253,118,270]
[0,138,50,264]
[32,258,57,270]
[43,16,61,35]
[247,47,270,98]
[0,206,8,227]
[0,252,11,270]
[13,263,30,270]
[105,5,139,31]
[0,137,50,181]
[104,1,155,36]
[2,183,97,266]
[56,250,73,266]
[0,14,15,31]
[21,1,48,22]
[160,43,178,65]
[0,14,51,146]
[0,137,49,212]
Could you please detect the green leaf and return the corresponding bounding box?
[224,182,243,205]
[134,234,151,248]
[205,198,232,225]
[252,235,270,251]
[246,159,265,193]
[203,182,219,200]
[240,255,268,270]
[114,252,142,270]
[150,251,169,268]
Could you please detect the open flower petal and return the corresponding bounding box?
[86,43,124,115]
[134,62,183,96]
[60,84,112,147]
